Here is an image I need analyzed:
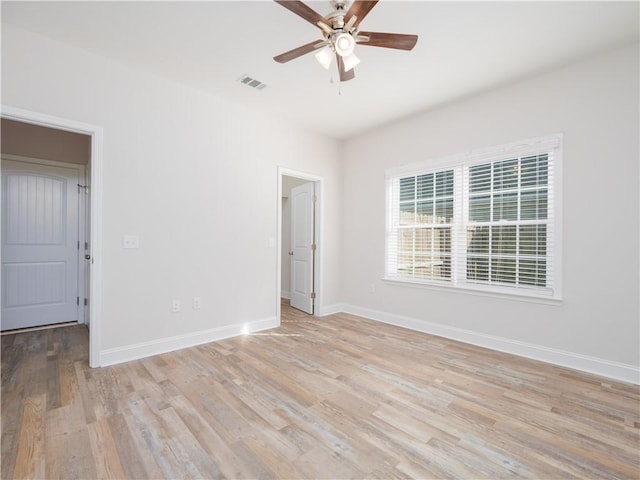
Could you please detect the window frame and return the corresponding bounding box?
[384,134,563,303]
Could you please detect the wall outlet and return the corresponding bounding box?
[171,300,181,313]
[193,297,201,310]
[123,235,140,249]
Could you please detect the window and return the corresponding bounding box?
[395,171,454,281]
[386,135,561,300]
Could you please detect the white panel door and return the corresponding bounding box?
[290,182,314,314]
[2,160,80,330]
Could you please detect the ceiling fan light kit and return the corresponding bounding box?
[273,0,418,82]
[315,46,334,69]
[334,32,356,56]
[342,52,360,72]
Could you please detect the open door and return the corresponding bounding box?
[1,159,81,330]
[289,182,315,314]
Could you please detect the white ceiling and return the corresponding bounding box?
[2,1,638,140]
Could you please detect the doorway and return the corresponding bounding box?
[277,168,323,322]
[1,107,103,367]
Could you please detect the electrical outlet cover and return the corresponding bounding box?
[123,235,140,249]
[172,300,181,313]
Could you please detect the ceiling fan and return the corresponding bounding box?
[273,0,418,82]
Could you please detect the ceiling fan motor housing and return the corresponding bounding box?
[325,9,346,30]
[330,0,348,12]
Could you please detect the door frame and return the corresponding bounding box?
[277,167,323,323]
[1,105,104,368]
[1,154,87,325]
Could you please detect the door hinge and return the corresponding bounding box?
[84,298,88,306]
[311,243,316,251]
[85,242,89,250]
[310,292,316,299]
[77,241,80,250]
[76,296,80,305]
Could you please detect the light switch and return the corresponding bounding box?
[123,235,139,249]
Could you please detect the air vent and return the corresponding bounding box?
[238,75,267,90]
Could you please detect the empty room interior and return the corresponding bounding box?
[1,1,639,478]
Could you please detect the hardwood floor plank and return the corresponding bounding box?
[241,430,308,479]
[0,385,26,478]
[295,443,366,479]
[58,355,78,407]
[73,361,97,424]
[46,354,61,411]
[2,306,639,479]
[160,406,224,479]
[45,410,97,479]
[107,412,162,480]
[308,400,405,475]
[123,395,187,479]
[12,393,46,479]
[494,416,636,479]
[87,418,127,480]
[168,394,247,479]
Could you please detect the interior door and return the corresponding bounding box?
[1,160,80,330]
[290,182,315,314]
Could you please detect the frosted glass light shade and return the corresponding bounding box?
[334,33,355,57]
[342,52,360,72]
[315,47,334,70]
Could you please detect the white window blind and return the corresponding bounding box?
[386,134,561,300]
[388,170,456,282]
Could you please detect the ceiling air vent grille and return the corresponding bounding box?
[238,75,267,90]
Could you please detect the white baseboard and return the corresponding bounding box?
[97,303,639,385]
[318,303,345,317]
[281,291,291,300]
[341,304,639,385]
[99,316,278,367]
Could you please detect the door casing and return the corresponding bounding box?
[1,105,104,367]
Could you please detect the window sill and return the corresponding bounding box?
[382,277,563,306]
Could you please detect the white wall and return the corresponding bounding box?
[342,44,639,379]
[1,24,342,361]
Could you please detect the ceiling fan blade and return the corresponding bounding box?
[274,40,325,64]
[337,55,355,82]
[344,14,357,32]
[274,0,331,31]
[344,0,378,29]
[356,31,418,50]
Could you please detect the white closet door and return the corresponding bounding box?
[289,182,315,314]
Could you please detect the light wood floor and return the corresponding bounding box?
[2,302,639,479]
